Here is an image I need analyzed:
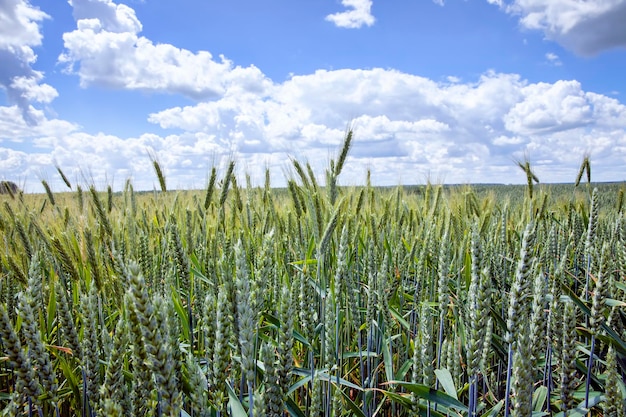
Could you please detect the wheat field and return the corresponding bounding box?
[1,133,625,417]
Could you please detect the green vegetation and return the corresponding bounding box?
[1,132,625,416]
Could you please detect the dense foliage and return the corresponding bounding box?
[1,134,625,416]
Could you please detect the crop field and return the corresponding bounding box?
[1,133,625,416]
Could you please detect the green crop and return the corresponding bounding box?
[1,131,625,416]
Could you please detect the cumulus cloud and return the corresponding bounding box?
[144,68,626,185]
[326,0,375,29]
[59,0,271,99]
[0,0,56,124]
[494,0,626,55]
[3,66,626,190]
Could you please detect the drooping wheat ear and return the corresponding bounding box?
[99,317,132,416]
[603,346,624,417]
[15,218,32,261]
[89,186,113,238]
[292,159,311,189]
[287,180,303,219]
[41,179,55,206]
[306,162,320,192]
[0,304,43,407]
[81,284,101,411]
[560,300,578,414]
[55,164,72,189]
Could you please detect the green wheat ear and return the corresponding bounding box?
[0,304,43,407]
[152,157,167,192]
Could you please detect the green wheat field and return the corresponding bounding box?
[1,132,626,416]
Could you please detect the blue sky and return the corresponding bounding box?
[1,0,626,191]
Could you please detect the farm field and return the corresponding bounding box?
[1,136,626,416]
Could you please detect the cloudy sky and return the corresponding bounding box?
[1,0,626,192]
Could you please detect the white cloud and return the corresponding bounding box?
[59,0,271,99]
[504,80,609,135]
[545,52,562,66]
[326,0,375,29]
[0,0,48,48]
[69,0,142,33]
[0,0,56,125]
[3,66,626,191]
[145,68,626,185]
[494,0,626,55]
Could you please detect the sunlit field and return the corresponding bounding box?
[1,133,625,417]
